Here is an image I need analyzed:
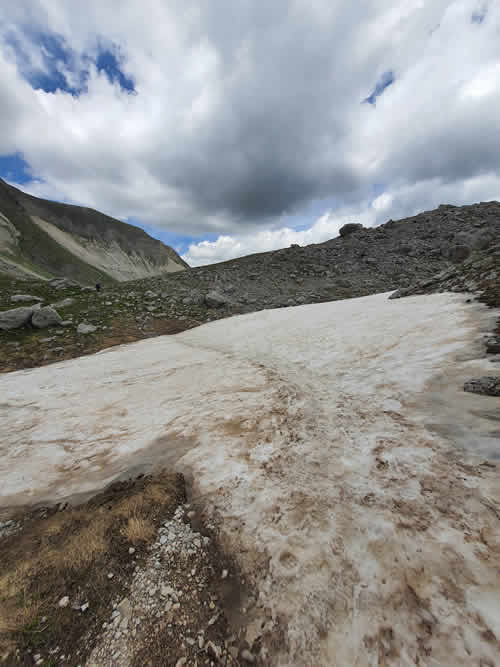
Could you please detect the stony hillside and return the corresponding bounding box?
[0,179,188,283]
[1,200,499,372]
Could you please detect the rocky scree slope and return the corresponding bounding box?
[128,200,500,312]
[0,179,188,283]
[1,200,499,372]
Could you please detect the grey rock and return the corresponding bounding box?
[58,596,70,608]
[206,641,222,659]
[205,290,230,308]
[32,307,63,329]
[49,277,79,289]
[51,297,75,309]
[464,376,500,397]
[77,323,97,334]
[339,223,363,238]
[0,306,34,330]
[10,294,43,303]
[486,338,500,355]
[447,244,471,263]
[241,649,256,663]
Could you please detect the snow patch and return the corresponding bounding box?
[1,292,499,665]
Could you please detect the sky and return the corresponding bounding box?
[0,1,498,266]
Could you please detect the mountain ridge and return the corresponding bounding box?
[0,179,188,283]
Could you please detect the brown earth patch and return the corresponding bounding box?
[0,473,184,665]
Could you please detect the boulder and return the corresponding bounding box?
[49,277,79,289]
[0,306,35,330]
[10,294,43,303]
[447,244,471,263]
[485,337,500,355]
[51,298,75,309]
[205,291,230,308]
[463,376,500,397]
[77,323,97,334]
[339,223,363,238]
[32,307,63,329]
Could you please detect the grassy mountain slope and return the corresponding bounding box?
[0,180,188,284]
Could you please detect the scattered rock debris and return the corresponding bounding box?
[464,376,500,396]
[0,473,254,666]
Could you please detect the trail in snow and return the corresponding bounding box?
[1,292,499,665]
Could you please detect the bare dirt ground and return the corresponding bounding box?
[0,473,254,666]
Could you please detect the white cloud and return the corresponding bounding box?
[0,0,499,251]
[183,171,500,265]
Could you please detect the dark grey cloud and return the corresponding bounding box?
[0,0,499,244]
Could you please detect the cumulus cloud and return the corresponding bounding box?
[184,171,500,265]
[0,0,499,253]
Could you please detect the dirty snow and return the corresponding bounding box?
[1,292,499,665]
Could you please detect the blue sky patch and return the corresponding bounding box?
[96,49,135,91]
[471,9,487,23]
[363,70,395,105]
[0,153,33,185]
[6,27,135,96]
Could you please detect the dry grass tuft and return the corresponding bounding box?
[0,560,35,600]
[44,509,84,537]
[0,601,40,635]
[61,520,108,570]
[121,515,155,544]
[47,518,108,571]
[144,483,172,505]
[0,472,183,663]
[114,495,145,518]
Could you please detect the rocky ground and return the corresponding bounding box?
[1,201,499,373]
[391,239,500,394]
[0,474,257,667]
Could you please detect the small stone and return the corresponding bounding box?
[77,323,97,334]
[128,547,136,555]
[208,613,219,626]
[80,602,89,612]
[107,572,114,579]
[11,294,43,303]
[221,569,228,579]
[58,596,69,608]
[241,648,256,663]
[175,658,187,667]
[464,376,500,397]
[207,641,222,659]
